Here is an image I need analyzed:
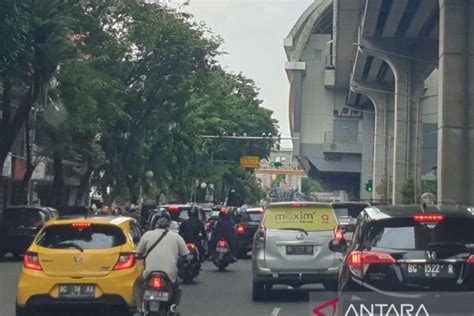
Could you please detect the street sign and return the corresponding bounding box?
[240,156,260,169]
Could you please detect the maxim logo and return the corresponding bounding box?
[275,212,314,221]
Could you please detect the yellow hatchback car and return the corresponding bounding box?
[16,216,143,316]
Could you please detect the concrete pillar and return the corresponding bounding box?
[352,82,395,202]
[438,0,474,205]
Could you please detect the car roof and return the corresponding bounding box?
[5,205,54,212]
[365,204,474,221]
[46,216,134,227]
[268,202,331,207]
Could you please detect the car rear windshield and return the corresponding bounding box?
[263,205,337,232]
[364,218,474,250]
[246,213,263,222]
[36,224,126,249]
[3,209,43,227]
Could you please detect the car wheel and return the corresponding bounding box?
[252,281,265,301]
[323,281,338,291]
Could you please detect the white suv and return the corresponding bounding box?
[251,202,340,301]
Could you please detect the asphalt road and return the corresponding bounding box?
[0,256,320,316]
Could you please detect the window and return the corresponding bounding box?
[37,224,126,249]
[364,218,474,250]
[3,209,43,227]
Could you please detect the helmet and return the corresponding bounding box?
[155,209,171,229]
[189,206,199,218]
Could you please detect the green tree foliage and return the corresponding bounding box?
[301,177,324,201]
[0,0,277,206]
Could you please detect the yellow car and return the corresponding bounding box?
[16,216,144,316]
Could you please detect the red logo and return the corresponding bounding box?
[312,297,339,316]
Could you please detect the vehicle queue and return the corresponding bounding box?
[3,201,474,315]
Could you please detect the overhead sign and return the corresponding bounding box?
[240,156,260,169]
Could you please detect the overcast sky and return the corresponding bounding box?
[178,0,313,147]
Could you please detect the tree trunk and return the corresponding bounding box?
[51,151,65,207]
[18,116,35,204]
[75,168,92,206]
[0,78,39,167]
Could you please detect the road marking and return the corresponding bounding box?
[271,307,282,316]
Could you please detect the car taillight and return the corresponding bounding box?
[187,243,196,250]
[413,215,444,223]
[334,226,344,240]
[23,252,42,271]
[291,203,308,208]
[150,276,164,289]
[467,255,474,263]
[205,221,213,231]
[71,222,91,229]
[167,205,180,212]
[236,224,245,235]
[257,225,266,240]
[217,240,227,248]
[114,253,136,270]
[348,251,395,277]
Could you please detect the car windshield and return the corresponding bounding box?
[364,218,474,250]
[246,213,263,222]
[36,224,126,250]
[263,205,337,232]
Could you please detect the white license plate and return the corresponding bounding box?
[405,263,456,278]
[216,247,228,253]
[58,285,96,298]
[143,290,170,301]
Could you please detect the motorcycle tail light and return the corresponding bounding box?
[187,243,196,250]
[217,240,226,248]
[150,276,164,289]
[236,224,245,235]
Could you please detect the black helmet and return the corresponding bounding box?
[155,209,171,229]
[189,206,199,218]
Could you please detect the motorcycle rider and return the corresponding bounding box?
[179,206,207,256]
[134,209,190,314]
[209,207,237,262]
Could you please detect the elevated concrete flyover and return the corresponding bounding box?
[334,0,442,204]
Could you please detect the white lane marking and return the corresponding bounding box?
[271,307,282,316]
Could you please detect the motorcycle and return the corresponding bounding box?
[212,239,234,272]
[141,271,181,316]
[177,243,201,283]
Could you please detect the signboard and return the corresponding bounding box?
[264,206,337,232]
[240,156,260,169]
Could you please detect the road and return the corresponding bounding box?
[0,255,319,316]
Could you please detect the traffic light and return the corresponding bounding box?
[365,180,373,192]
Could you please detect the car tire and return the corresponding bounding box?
[323,281,338,291]
[252,281,265,301]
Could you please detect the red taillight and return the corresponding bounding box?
[205,221,213,231]
[217,240,227,248]
[334,226,344,240]
[236,224,245,234]
[220,207,228,212]
[291,203,308,208]
[23,252,41,271]
[257,225,266,239]
[150,276,164,289]
[167,205,180,212]
[187,243,196,250]
[114,253,136,270]
[71,222,91,229]
[259,208,265,214]
[348,251,396,277]
[467,255,474,263]
[413,215,444,223]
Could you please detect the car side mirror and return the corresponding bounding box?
[328,238,348,253]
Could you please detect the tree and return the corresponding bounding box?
[301,177,323,200]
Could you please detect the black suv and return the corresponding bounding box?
[0,206,58,257]
[330,205,474,293]
[234,207,264,258]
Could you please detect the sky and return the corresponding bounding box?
[176,0,313,148]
